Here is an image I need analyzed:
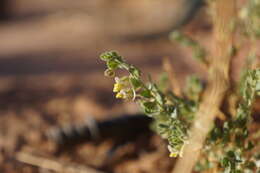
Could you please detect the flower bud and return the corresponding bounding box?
[104,69,115,77]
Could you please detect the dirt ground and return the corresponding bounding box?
[0,0,258,173]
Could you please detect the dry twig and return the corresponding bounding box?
[16,151,106,173]
[162,57,182,97]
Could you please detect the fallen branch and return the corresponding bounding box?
[16,151,106,173]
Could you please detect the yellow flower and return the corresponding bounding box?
[113,76,135,100]
[113,83,123,92]
[116,92,124,99]
[169,152,178,158]
[168,145,179,158]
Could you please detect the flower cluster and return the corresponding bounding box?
[100,51,141,100]
[113,76,135,100]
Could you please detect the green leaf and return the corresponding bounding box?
[129,77,142,89]
[185,75,203,101]
[245,141,255,150]
[210,127,222,141]
[158,123,169,129]
[107,60,119,70]
[129,66,141,77]
[100,51,115,61]
[150,84,165,105]
[141,101,158,114]
[221,157,230,167]
[143,101,157,110]
[140,89,152,98]
[170,107,178,119]
[100,51,123,62]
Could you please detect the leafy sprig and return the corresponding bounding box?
[197,69,260,173]
[169,31,207,65]
[240,0,260,38]
[100,51,196,157]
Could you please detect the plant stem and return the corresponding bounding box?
[172,0,236,172]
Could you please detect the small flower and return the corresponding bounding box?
[168,144,185,158]
[168,145,179,157]
[169,152,178,157]
[168,141,187,157]
[113,77,135,100]
[113,83,123,92]
[116,92,124,98]
[115,89,134,100]
[113,77,127,93]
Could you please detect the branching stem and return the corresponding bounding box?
[172,0,236,172]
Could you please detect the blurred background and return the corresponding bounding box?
[0,0,246,173]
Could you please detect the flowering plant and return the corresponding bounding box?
[100,51,199,157]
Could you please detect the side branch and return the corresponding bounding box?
[172,0,236,172]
